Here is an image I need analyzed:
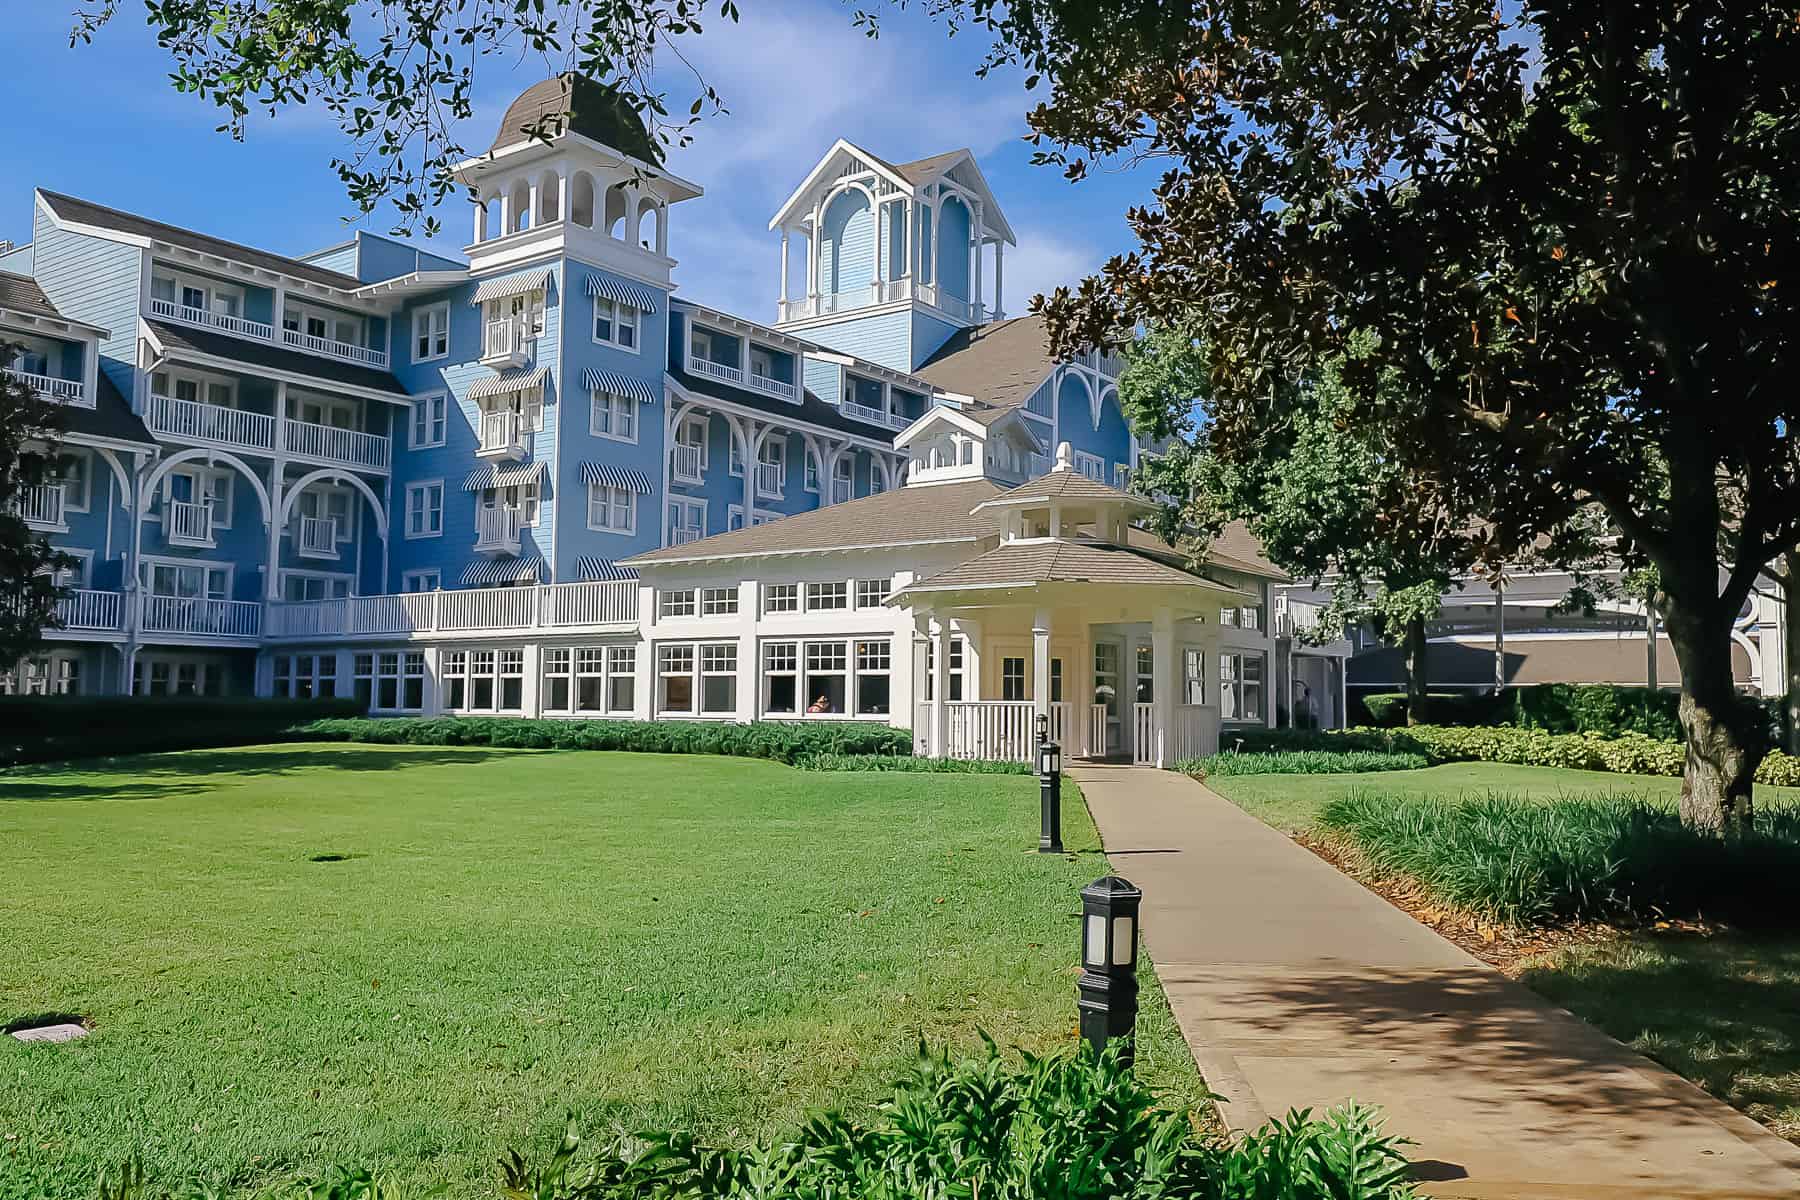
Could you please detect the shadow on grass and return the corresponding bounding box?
[1519,933,1800,1140]
[0,746,521,800]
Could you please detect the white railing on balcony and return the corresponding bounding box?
[287,418,391,471]
[55,589,123,632]
[145,393,278,452]
[140,595,262,639]
[671,442,703,484]
[690,356,744,387]
[281,327,389,369]
[670,525,702,546]
[747,373,797,402]
[265,580,639,640]
[777,279,989,325]
[296,515,338,559]
[474,506,522,554]
[4,368,90,407]
[16,482,66,531]
[943,700,1037,763]
[1170,704,1219,762]
[478,409,525,458]
[165,499,214,548]
[754,461,784,498]
[841,399,889,427]
[482,317,532,364]
[148,297,276,340]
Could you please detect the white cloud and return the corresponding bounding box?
[998,227,1105,317]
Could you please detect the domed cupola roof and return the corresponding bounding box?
[489,73,662,164]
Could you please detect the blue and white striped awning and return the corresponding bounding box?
[574,556,640,583]
[460,556,542,586]
[580,462,653,494]
[581,367,658,405]
[466,365,549,401]
[462,460,546,492]
[584,271,660,313]
[469,269,552,306]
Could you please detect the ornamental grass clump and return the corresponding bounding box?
[1320,789,1800,928]
[1179,750,1430,777]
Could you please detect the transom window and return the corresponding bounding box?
[593,297,641,351]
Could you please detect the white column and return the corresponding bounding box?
[810,200,824,299]
[526,180,540,231]
[520,643,542,718]
[736,578,757,723]
[993,240,1004,319]
[656,202,669,256]
[931,618,950,757]
[499,188,514,236]
[266,381,289,601]
[927,194,939,285]
[972,209,985,319]
[1032,607,1052,736]
[1494,578,1506,692]
[779,229,790,304]
[739,417,760,521]
[473,199,488,243]
[271,286,287,342]
[1151,607,1176,768]
[873,199,885,288]
[557,170,570,224]
[1074,621,1093,757]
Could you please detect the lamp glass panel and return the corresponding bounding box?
[1110,915,1135,966]
[1084,914,1107,966]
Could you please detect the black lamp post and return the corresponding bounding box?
[1077,875,1142,1066]
[1037,715,1063,854]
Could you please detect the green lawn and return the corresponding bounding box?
[0,746,1203,1199]
[1207,761,1800,1145]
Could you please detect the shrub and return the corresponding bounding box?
[0,695,363,767]
[1320,788,1800,927]
[298,716,912,765]
[796,752,1032,773]
[1505,683,1686,740]
[1358,691,1503,728]
[1179,750,1431,777]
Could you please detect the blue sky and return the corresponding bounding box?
[1,2,1159,326]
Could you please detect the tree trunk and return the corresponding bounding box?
[1784,553,1800,755]
[1660,595,1763,832]
[1402,614,1429,726]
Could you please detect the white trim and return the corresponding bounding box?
[409,390,449,449]
[589,387,639,444]
[411,302,451,363]
[403,478,445,539]
[585,481,639,536]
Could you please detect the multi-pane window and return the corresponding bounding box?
[1075,451,1105,481]
[272,653,337,699]
[804,641,848,714]
[587,484,636,534]
[668,498,704,544]
[544,648,574,711]
[542,648,634,714]
[805,581,847,611]
[659,588,697,618]
[700,644,737,714]
[607,646,636,712]
[1001,656,1027,702]
[763,641,798,714]
[855,641,891,715]
[56,451,90,513]
[804,450,822,492]
[402,569,441,593]
[405,481,444,538]
[855,579,890,609]
[763,583,799,614]
[1183,648,1206,705]
[410,392,447,448]
[701,587,738,616]
[1219,653,1265,722]
[593,298,640,350]
[413,303,450,363]
[832,456,854,503]
[772,639,893,718]
[658,644,695,713]
[1135,644,1155,704]
[591,389,637,441]
[356,651,424,712]
[441,648,524,713]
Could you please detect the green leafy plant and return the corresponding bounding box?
[1,695,364,767]
[1179,751,1430,778]
[795,753,1033,774]
[297,717,911,765]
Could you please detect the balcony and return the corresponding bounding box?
[477,409,527,461]
[280,327,390,369]
[754,461,784,499]
[481,317,533,369]
[671,442,704,485]
[149,297,276,341]
[165,499,214,548]
[689,356,744,388]
[296,515,339,560]
[16,483,66,532]
[285,419,390,472]
[5,368,89,408]
[144,393,390,472]
[474,506,522,556]
[841,399,909,431]
[265,580,638,641]
[54,588,124,634]
[140,594,262,641]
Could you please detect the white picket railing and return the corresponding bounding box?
[474,506,522,554]
[148,298,275,340]
[296,515,339,558]
[1132,702,1159,766]
[690,356,744,387]
[165,499,214,547]
[747,373,797,402]
[281,327,390,369]
[145,393,278,452]
[4,368,89,407]
[140,595,262,639]
[478,409,525,458]
[754,461,784,498]
[287,418,390,471]
[1086,703,1109,759]
[56,588,123,632]
[671,442,703,483]
[16,482,66,530]
[943,700,1037,763]
[265,581,638,640]
[1170,704,1219,762]
[482,317,532,364]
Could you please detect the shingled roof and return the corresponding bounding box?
[148,320,410,398]
[914,314,1059,414]
[899,539,1246,596]
[0,270,66,322]
[490,75,661,164]
[976,468,1152,510]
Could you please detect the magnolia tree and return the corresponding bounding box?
[942,1,1800,830]
[0,346,72,666]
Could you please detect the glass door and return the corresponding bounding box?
[1093,641,1122,756]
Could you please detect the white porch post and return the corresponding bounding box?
[1495,578,1507,692]
[473,199,488,243]
[994,240,1004,319]
[810,200,824,300]
[1337,656,1349,731]
[779,229,790,304]
[499,188,514,236]
[1074,620,1093,757]
[1151,607,1176,768]
[1032,607,1053,738]
[931,617,951,757]
[520,643,542,718]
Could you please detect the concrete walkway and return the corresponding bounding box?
[1071,763,1800,1199]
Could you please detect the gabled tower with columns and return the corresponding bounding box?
[769,140,1015,376]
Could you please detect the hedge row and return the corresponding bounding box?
[1356,682,1786,743]
[0,695,364,767]
[795,753,1032,774]
[1231,724,1800,787]
[297,716,913,764]
[1177,749,1432,777]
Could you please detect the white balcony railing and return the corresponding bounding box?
[670,524,702,546]
[55,589,124,632]
[477,409,526,460]
[165,499,214,548]
[482,317,533,366]
[140,594,262,640]
[296,515,339,559]
[754,461,784,498]
[747,373,797,402]
[148,297,276,340]
[4,368,90,408]
[690,356,744,387]
[943,700,1037,763]
[286,418,390,472]
[145,393,277,453]
[474,506,522,555]
[776,279,986,325]
[671,442,703,484]
[264,580,638,640]
[16,483,66,531]
[281,327,389,369]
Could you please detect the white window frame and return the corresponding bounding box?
[410,391,448,449]
[805,580,848,612]
[56,449,91,514]
[404,479,445,539]
[656,643,697,715]
[162,466,234,530]
[667,497,705,545]
[804,448,822,493]
[1074,450,1105,482]
[659,588,698,618]
[700,586,739,616]
[412,302,450,363]
[139,555,233,600]
[855,578,890,609]
[1219,652,1266,723]
[401,569,441,593]
[589,389,638,443]
[280,569,354,603]
[586,482,637,535]
[763,582,798,615]
[592,297,642,353]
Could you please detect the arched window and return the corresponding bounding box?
[508,179,532,234]
[570,172,597,229]
[636,196,662,252]
[604,184,631,239]
[536,170,561,224]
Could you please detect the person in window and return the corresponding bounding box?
[808,693,833,714]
